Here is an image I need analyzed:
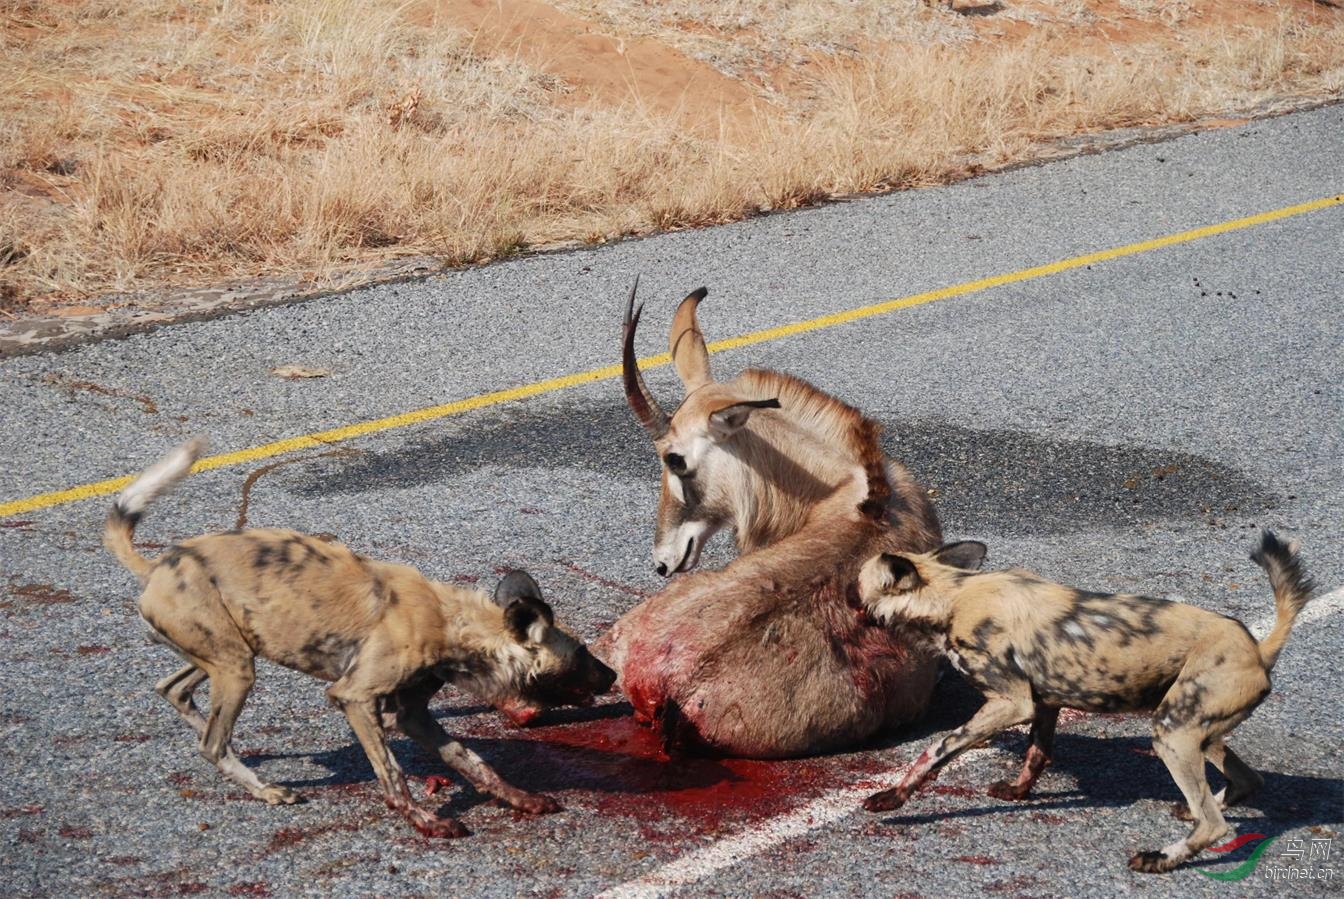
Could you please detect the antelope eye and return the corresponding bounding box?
[663,452,688,476]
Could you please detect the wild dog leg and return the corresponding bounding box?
[987,705,1059,800]
[865,696,1034,812]
[333,694,469,838]
[1131,727,1231,873]
[156,664,209,736]
[1206,740,1263,808]
[394,683,560,815]
[1171,738,1266,821]
[189,655,303,806]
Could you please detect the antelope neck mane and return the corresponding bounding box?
[736,368,891,521]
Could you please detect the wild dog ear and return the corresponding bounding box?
[878,553,924,593]
[934,541,988,571]
[495,570,544,606]
[495,571,555,642]
[504,597,554,644]
[708,398,781,440]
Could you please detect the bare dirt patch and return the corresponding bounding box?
[1,0,1341,313]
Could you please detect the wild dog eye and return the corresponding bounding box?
[664,452,689,477]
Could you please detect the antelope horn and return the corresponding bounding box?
[670,286,711,391]
[622,276,670,439]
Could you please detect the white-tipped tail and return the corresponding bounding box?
[104,437,207,582]
[116,437,207,518]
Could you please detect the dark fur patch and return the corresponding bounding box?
[109,504,142,531]
[432,650,495,684]
[253,542,276,570]
[1251,530,1316,598]
[504,597,552,642]
[161,545,209,571]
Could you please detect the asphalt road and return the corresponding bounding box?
[2,103,1342,899]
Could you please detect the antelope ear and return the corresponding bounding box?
[670,288,712,391]
[708,398,781,440]
[934,541,988,571]
[878,553,925,593]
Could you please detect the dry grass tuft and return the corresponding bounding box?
[1,0,1341,309]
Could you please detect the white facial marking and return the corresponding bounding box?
[654,518,714,575]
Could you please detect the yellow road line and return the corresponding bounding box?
[4,193,1341,519]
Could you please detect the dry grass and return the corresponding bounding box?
[1,0,1342,310]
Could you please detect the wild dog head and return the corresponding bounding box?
[858,541,989,630]
[622,280,785,576]
[489,571,617,725]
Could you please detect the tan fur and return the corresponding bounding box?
[106,441,614,838]
[604,378,941,757]
[857,532,1315,873]
[623,286,940,575]
[608,285,943,756]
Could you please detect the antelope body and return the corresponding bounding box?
[597,283,944,757]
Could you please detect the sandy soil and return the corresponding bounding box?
[1,0,1340,312]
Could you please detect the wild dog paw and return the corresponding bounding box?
[511,792,562,815]
[863,788,906,813]
[260,785,304,805]
[986,780,1031,801]
[1128,849,1178,873]
[408,812,470,839]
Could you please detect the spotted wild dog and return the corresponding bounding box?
[104,438,616,838]
[856,533,1314,873]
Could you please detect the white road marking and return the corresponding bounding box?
[596,586,1343,898]
[594,770,905,899]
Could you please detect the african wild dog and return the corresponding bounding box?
[104,439,615,838]
[598,282,943,757]
[857,533,1315,872]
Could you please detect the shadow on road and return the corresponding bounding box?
[286,398,1275,537]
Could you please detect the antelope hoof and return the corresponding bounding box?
[409,811,470,839]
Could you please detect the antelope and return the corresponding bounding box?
[618,280,940,576]
[596,282,945,757]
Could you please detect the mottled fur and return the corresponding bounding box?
[607,291,944,755]
[858,533,1315,873]
[105,440,614,838]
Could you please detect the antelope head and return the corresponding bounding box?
[622,279,781,576]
